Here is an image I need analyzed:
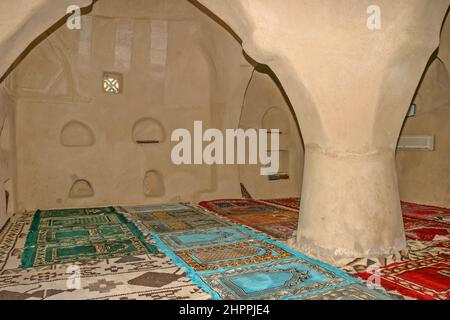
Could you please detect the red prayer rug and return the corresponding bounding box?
[262,198,300,211]
[357,254,450,300]
[402,202,450,224]
[403,217,450,242]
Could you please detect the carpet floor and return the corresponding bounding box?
[122,203,392,300]
[198,199,298,241]
[20,207,158,268]
[200,198,450,300]
[0,199,438,300]
[0,209,209,300]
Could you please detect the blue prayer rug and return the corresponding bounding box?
[157,227,253,250]
[150,221,393,300]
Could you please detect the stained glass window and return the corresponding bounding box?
[103,72,122,94]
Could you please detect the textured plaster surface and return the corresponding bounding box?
[396,14,450,208]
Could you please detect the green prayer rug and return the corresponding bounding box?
[21,207,158,269]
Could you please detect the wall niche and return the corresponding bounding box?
[262,107,290,134]
[69,179,94,198]
[132,118,165,145]
[262,108,291,181]
[60,121,95,147]
[143,170,165,197]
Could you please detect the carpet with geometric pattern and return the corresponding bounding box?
[21,207,158,269]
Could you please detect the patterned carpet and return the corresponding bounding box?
[354,202,450,300]
[198,199,298,241]
[262,198,300,211]
[21,207,157,268]
[3,200,442,300]
[201,198,450,300]
[0,210,209,300]
[122,203,393,300]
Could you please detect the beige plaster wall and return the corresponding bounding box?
[7,0,255,211]
[397,58,450,207]
[239,70,304,199]
[0,85,17,227]
[397,13,450,208]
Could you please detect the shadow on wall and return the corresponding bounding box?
[238,66,305,199]
[4,179,13,215]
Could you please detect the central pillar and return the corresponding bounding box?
[298,146,405,261]
[196,0,450,263]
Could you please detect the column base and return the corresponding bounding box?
[294,146,407,264]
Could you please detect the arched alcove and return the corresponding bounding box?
[143,170,165,197]
[261,107,290,134]
[69,179,94,198]
[60,120,95,147]
[238,71,303,198]
[132,118,165,145]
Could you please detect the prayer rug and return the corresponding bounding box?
[0,212,209,300]
[342,239,450,274]
[20,207,158,268]
[199,199,282,215]
[156,227,253,250]
[226,211,298,225]
[404,217,450,242]
[401,202,450,224]
[1,204,393,300]
[198,199,298,240]
[128,207,230,234]
[250,222,297,241]
[357,254,450,300]
[174,241,294,271]
[297,284,396,300]
[198,259,361,300]
[116,203,191,214]
[262,198,300,211]
[150,224,385,300]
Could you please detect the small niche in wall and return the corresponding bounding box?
[132,118,165,145]
[60,121,95,147]
[266,150,290,181]
[261,108,291,181]
[143,170,165,197]
[262,107,290,134]
[69,179,94,198]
